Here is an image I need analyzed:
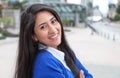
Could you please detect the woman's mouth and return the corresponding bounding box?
[49,34,58,40]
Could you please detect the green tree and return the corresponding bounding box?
[8,0,27,11]
[116,4,120,14]
[112,2,120,21]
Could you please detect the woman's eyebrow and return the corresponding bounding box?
[38,23,46,27]
[50,16,56,21]
[38,16,56,27]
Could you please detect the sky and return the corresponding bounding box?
[67,0,118,17]
[67,0,81,4]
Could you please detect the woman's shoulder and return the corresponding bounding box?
[35,49,56,62]
[33,49,65,75]
[34,49,62,66]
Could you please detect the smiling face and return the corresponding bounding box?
[33,11,62,49]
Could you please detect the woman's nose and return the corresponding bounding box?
[48,24,57,34]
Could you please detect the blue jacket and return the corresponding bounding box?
[33,47,93,78]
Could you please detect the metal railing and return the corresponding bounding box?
[86,21,120,41]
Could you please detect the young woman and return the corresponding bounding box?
[15,4,93,78]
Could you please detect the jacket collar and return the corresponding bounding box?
[38,43,48,50]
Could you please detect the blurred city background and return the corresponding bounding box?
[0,0,120,78]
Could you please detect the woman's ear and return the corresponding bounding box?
[32,35,38,41]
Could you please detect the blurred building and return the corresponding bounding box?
[108,0,119,19]
[23,0,85,27]
[0,0,8,8]
[0,0,86,27]
[81,0,93,7]
[24,0,66,6]
[118,0,120,3]
[0,0,21,28]
[108,3,117,18]
[81,0,93,16]
[117,0,120,6]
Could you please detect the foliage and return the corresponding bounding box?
[0,18,3,23]
[2,30,18,37]
[0,35,6,39]
[0,17,18,38]
[0,17,13,29]
[0,28,6,39]
[111,14,120,21]
[3,17,13,25]
[0,27,18,38]
[116,4,120,14]
[8,0,27,11]
[112,3,120,21]
[61,18,73,26]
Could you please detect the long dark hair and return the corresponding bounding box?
[15,4,80,78]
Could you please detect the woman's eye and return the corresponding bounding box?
[51,19,57,24]
[40,25,46,29]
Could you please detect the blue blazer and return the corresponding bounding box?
[33,49,93,78]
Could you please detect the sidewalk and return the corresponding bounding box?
[65,27,120,66]
[0,27,120,78]
[65,27,120,78]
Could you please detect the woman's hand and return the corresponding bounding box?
[80,70,85,78]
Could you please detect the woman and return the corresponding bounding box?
[15,4,93,78]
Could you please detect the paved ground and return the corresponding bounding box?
[0,27,120,78]
[65,27,120,78]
